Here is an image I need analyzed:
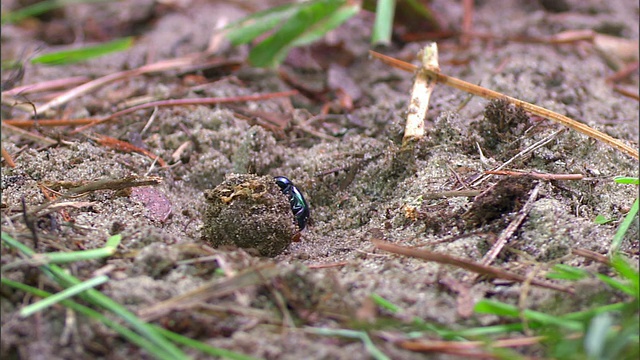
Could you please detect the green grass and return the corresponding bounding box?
[608,177,639,257]
[475,255,638,359]
[370,292,401,313]
[225,0,359,68]
[595,214,614,225]
[1,232,259,360]
[306,327,390,360]
[370,0,395,45]
[1,0,112,25]
[30,37,134,65]
[354,253,639,359]
[19,274,109,317]
[224,0,417,67]
[3,0,135,66]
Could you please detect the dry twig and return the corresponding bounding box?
[1,146,16,168]
[470,129,564,187]
[2,118,96,128]
[403,43,439,146]
[72,90,299,133]
[464,183,542,283]
[571,248,610,265]
[8,176,163,221]
[1,76,90,98]
[36,57,197,114]
[92,135,167,167]
[60,176,163,195]
[1,121,58,146]
[371,237,573,294]
[370,50,638,159]
[422,190,481,199]
[485,170,584,181]
[399,335,552,359]
[138,264,280,321]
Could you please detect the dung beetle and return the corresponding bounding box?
[274,176,310,230]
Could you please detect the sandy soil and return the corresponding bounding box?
[1,0,638,359]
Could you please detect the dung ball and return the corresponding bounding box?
[202,173,297,257]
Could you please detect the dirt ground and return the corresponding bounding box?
[1,0,638,359]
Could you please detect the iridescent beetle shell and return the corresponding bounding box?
[274,176,310,230]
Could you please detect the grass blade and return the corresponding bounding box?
[613,177,640,185]
[595,214,614,225]
[248,0,359,67]
[224,3,302,45]
[474,299,519,317]
[370,293,400,313]
[306,327,390,360]
[3,277,260,360]
[595,273,636,297]
[1,0,111,24]
[371,0,395,45]
[474,299,583,331]
[584,312,614,359]
[609,255,639,298]
[561,303,630,321]
[546,264,590,281]
[1,278,173,360]
[290,2,359,47]
[447,323,528,337]
[609,198,639,257]
[36,234,121,263]
[154,326,260,360]
[31,37,134,65]
[1,232,189,359]
[19,275,109,317]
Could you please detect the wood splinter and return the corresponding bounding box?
[403,43,439,148]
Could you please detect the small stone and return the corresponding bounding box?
[131,187,172,223]
[202,173,297,257]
